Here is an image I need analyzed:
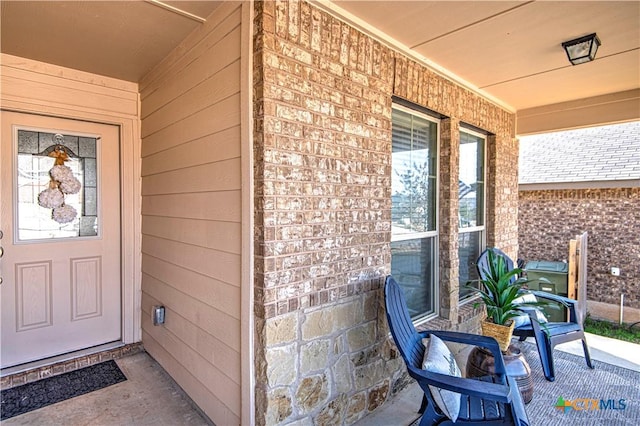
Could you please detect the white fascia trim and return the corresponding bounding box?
[519,179,640,191]
[312,0,516,113]
[145,0,207,23]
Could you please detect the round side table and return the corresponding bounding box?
[466,344,533,404]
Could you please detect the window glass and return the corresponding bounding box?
[392,109,438,235]
[391,238,436,317]
[459,131,484,228]
[391,106,439,318]
[458,231,483,299]
[458,129,486,299]
[16,130,98,241]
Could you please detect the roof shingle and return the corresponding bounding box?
[519,121,640,184]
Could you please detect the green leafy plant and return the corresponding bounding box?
[467,248,548,326]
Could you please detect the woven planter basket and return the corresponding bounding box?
[481,318,515,352]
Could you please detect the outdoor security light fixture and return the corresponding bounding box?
[562,33,601,65]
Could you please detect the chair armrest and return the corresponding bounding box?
[427,330,501,352]
[529,291,575,306]
[417,330,431,340]
[407,365,512,403]
[529,291,580,323]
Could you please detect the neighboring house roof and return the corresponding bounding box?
[519,121,640,187]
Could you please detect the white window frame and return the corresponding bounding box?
[391,103,440,322]
[458,127,487,302]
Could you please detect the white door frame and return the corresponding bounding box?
[1,54,142,349]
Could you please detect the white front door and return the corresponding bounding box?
[1,111,121,368]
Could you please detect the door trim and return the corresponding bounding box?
[240,3,255,425]
[1,54,142,348]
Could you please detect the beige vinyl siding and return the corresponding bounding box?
[139,2,243,424]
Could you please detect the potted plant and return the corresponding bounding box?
[467,248,547,352]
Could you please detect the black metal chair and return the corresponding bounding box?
[476,248,594,381]
[384,276,529,425]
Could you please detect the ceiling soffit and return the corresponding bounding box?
[328,1,640,114]
[0,1,221,82]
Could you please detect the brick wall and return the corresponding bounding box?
[519,187,640,309]
[253,1,517,424]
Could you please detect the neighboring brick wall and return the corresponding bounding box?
[253,1,517,424]
[519,187,640,309]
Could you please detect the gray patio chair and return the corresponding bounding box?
[476,248,594,381]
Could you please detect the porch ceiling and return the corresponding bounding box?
[1,1,639,132]
[0,1,223,82]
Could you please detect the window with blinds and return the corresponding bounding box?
[390,105,439,319]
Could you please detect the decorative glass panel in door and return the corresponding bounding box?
[16,131,98,240]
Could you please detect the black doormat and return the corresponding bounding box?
[1,360,127,420]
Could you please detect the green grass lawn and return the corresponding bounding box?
[584,316,640,344]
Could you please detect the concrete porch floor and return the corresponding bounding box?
[3,332,639,426]
[2,352,211,426]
